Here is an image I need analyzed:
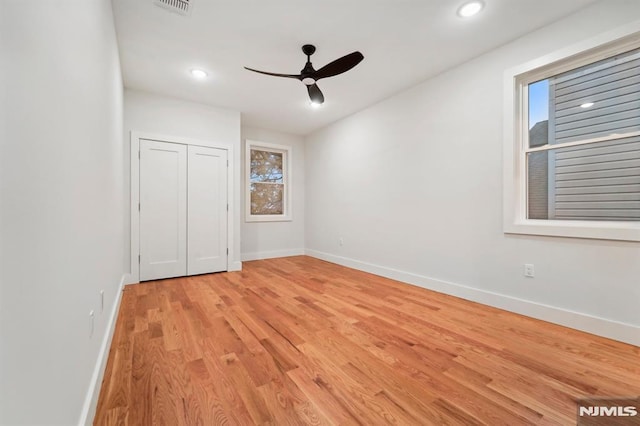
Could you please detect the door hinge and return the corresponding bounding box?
[138,151,140,159]
[226,160,229,167]
[227,204,229,211]
[138,254,141,264]
[226,248,229,255]
[138,202,140,211]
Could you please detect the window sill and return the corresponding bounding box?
[245,215,293,223]
[504,220,640,242]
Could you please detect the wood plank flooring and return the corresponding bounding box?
[94,256,640,425]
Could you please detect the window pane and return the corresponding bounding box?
[250,149,283,183]
[529,79,550,148]
[527,150,549,219]
[528,136,640,221]
[551,48,640,145]
[250,183,284,215]
[529,48,640,148]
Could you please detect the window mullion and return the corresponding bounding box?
[249,181,283,185]
[524,130,640,154]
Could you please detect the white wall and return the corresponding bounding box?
[0,1,5,330]
[123,89,242,276]
[305,1,640,345]
[0,0,124,424]
[241,127,305,260]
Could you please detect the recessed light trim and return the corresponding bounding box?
[580,102,595,108]
[457,1,484,18]
[190,68,208,80]
[309,101,323,109]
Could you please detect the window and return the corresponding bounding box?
[504,29,640,241]
[245,140,292,222]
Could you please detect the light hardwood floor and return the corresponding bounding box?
[95,256,640,425]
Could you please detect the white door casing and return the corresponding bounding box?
[187,145,228,275]
[139,139,188,281]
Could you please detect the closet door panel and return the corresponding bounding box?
[187,145,228,275]
[139,140,188,281]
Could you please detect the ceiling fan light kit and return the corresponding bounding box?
[244,44,364,105]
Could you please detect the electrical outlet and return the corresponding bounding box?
[100,290,105,313]
[524,264,535,278]
[89,310,95,338]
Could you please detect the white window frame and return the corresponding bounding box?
[503,24,640,242]
[245,140,292,222]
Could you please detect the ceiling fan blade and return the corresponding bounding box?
[244,67,301,79]
[307,84,324,104]
[312,51,364,80]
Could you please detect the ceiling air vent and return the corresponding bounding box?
[154,0,193,16]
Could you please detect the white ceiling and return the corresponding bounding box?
[113,0,596,135]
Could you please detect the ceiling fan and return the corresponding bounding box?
[244,44,364,105]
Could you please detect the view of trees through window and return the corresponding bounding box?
[526,48,640,221]
[250,149,284,215]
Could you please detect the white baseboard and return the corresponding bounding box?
[123,272,137,285]
[78,274,126,426]
[241,248,305,262]
[229,260,243,272]
[305,249,640,347]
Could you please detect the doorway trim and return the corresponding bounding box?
[128,131,236,284]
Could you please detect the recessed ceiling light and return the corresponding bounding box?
[457,1,484,18]
[580,102,595,108]
[190,68,208,80]
[309,101,323,109]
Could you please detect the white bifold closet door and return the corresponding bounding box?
[139,139,227,281]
